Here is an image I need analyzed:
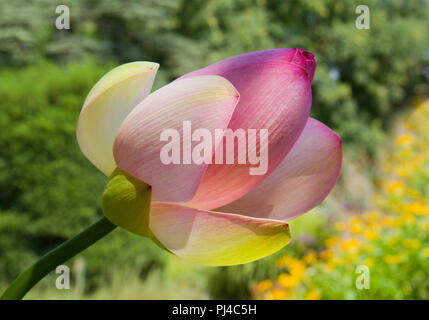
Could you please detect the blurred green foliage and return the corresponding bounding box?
[1,0,428,153]
[0,61,169,289]
[256,99,429,299]
[0,0,428,298]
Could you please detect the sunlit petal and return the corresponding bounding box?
[184,49,315,209]
[149,202,291,266]
[77,62,159,176]
[219,118,342,220]
[114,75,239,203]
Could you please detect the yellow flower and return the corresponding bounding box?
[350,216,361,226]
[423,248,429,258]
[276,255,293,269]
[305,288,321,300]
[320,248,334,260]
[404,239,421,249]
[351,222,364,234]
[269,289,288,300]
[397,168,409,178]
[340,239,360,252]
[303,251,317,265]
[367,221,381,232]
[386,181,405,194]
[404,202,429,216]
[423,222,429,231]
[396,134,412,146]
[364,230,378,241]
[289,260,306,278]
[324,261,335,271]
[384,254,402,264]
[277,274,299,289]
[401,212,415,225]
[380,217,393,227]
[256,279,273,292]
[277,256,305,277]
[325,236,340,247]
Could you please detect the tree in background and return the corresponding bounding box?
[2,0,428,152]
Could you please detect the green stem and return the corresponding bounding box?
[1,217,116,300]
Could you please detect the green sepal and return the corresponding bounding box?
[102,168,152,237]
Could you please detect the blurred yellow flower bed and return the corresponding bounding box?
[254,99,429,300]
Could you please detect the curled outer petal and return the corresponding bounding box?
[77,62,159,176]
[149,202,291,266]
[219,118,343,221]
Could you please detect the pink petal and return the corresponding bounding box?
[219,118,342,221]
[184,49,315,210]
[76,62,159,176]
[149,202,291,266]
[114,75,239,203]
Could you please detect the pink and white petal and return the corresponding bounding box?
[149,202,291,266]
[184,49,315,210]
[218,118,342,221]
[77,62,159,176]
[114,75,239,203]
